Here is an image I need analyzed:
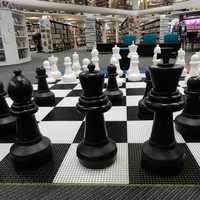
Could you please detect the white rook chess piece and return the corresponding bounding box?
[43,60,56,84]
[152,44,162,66]
[111,45,123,76]
[91,46,100,71]
[127,41,142,81]
[62,57,77,83]
[82,58,90,71]
[72,52,81,77]
[176,47,187,76]
[48,55,62,80]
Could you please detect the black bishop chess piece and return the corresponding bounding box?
[8,70,52,168]
[175,76,200,140]
[76,64,117,169]
[104,64,123,103]
[141,62,185,175]
[0,81,16,142]
[34,67,56,106]
[138,70,154,120]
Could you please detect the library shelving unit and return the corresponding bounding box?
[96,20,103,43]
[0,8,31,66]
[75,27,86,47]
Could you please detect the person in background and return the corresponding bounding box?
[33,31,42,53]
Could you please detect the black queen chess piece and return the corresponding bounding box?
[141,61,185,175]
[34,67,56,106]
[76,64,117,169]
[8,70,52,168]
[175,76,200,140]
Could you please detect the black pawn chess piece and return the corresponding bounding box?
[0,82,16,142]
[138,70,154,120]
[8,70,52,168]
[158,47,175,64]
[141,63,185,175]
[76,64,117,169]
[104,64,123,102]
[34,67,55,106]
[175,76,200,140]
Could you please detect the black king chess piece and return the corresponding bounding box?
[34,67,56,106]
[76,64,117,169]
[8,70,52,168]
[141,62,185,175]
[104,64,123,102]
[138,70,153,120]
[175,76,200,140]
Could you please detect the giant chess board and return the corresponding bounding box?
[0,77,200,199]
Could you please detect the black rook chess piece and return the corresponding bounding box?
[175,76,200,140]
[76,64,117,169]
[34,67,56,106]
[104,64,123,102]
[141,63,185,175]
[8,70,52,168]
[138,70,154,120]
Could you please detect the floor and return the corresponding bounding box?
[0,48,194,87]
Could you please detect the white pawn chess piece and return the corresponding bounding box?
[43,60,56,83]
[111,45,123,76]
[48,55,62,80]
[152,44,162,66]
[62,57,77,83]
[72,52,81,77]
[82,58,90,71]
[176,47,187,76]
[91,47,100,70]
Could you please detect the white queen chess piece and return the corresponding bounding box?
[152,44,162,66]
[111,45,123,76]
[43,60,56,84]
[91,47,100,70]
[62,57,77,83]
[176,47,187,76]
[82,58,90,71]
[48,55,62,80]
[72,52,81,77]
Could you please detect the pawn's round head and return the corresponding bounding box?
[64,57,71,64]
[91,48,99,56]
[73,52,79,60]
[190,53,199,64]
[82,58,90,66]
[43,60,50,68]
[107,64,116,74]
[187,76,200,92]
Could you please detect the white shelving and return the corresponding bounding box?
[0,8,31,66]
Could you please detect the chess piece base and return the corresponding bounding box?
[142,141,185,175]
[51,71,62,80]
[62,75,77,84]
[34,91,56,106]
[104,90,123,102]
[10,136,52,168]
[138,99,154,120]
[127,73,142,82]
[77,139,117,169]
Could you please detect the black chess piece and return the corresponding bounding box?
[141,63,185,175]
[0,82,16,142]
[76,64,117,169]
[7,70,52,168]
[157,47,176,64]
[175,76,200,140]
[34,67,55,106]
[104,64,123,102]
[138,70,154,120]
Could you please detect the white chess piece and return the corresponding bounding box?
[72,52,81,77]
[48,55,62,80]
[91,47,100,70]
[82,58,90,71]
[176,47,187,76]
[152,44,162,66]
[111,45,123,76]
[43,60,56,83]
[62,57,77,83]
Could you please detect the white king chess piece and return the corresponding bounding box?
[82,58,90,71]
[111,45,123,76]
[176,47,187,76]
[152,44,162,66]
[91,46,100,70]
[72,52,81,77]
[43,60,56,84]
[48,55,62,80]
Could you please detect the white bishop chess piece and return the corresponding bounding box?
[43,60,56,84]
[91,46,100,71]
[62,57,77,83]
[176,47,187,76]
[48,55,62,80]
[111,45,123,76]
[127,41,142,81]
[82,58,90,71]
[152,44,162,66]
[72,52,81,77]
